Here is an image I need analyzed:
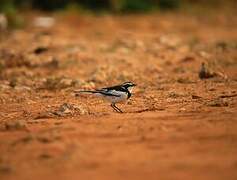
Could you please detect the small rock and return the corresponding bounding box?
[0,84,10,90]
[39,153,52,159]
[199,62,215,79]
[118,47,130,54]
[156,107,165,111]
[9,78,17,88]
[199,51,211,59]
[43,58,59,68]
[14,86,31,92]
[159,34,181,48]
[0,14,7,31]
[52,103,74,117]
[3,120,27,131]
[33,16,55,28]
[177,77,194,84]
[34,46,48,54]
[34,112,54,119]
[209,88,216,91]
[180,56,195,63]
[53,103,89,116]
[0,164,12,174]
[168,92,185,98]
[216,41,228,51]
[179,107,186,112]
[58,103,73,112]
[81,81,95,89]
[37,136,54,143]
[117,125,122,129]
[207,99,229,107]
[11,135,34,146]
[74,105,89,115]
[192,95,202,99]
[60,78,75,87]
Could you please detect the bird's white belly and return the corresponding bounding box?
[105,94,127,103]
[96,90,127,103]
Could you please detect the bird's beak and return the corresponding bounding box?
[133,84,137,86]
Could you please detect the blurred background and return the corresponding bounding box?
[0,0,236,29]
[1,0,236,12]
[0,1,237,180]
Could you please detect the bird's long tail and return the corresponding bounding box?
[74,89,121,97]
[74,90,98,94]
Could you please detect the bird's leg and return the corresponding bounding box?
[111,103,123,113]
[114,104,123,113]
[111,104,119,112]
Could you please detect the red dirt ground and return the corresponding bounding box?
[0,11,237,180]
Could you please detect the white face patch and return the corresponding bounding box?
[127,86,134,92]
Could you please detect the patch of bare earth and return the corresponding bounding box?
[0,12,237,180]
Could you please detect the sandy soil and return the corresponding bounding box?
[0,11,237,180]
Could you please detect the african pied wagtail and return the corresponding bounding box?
[74,82,136,113]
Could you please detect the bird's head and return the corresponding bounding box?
[121,81,136,92]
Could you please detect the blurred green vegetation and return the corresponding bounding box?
[0,0,236,13]
[0,0,24,28]
[0,0,175,12]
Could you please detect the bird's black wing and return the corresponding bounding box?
[100,85,131,99]
[100,85,127,92]
[95,89,121,97]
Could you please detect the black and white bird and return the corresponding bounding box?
[74,82,136,113]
